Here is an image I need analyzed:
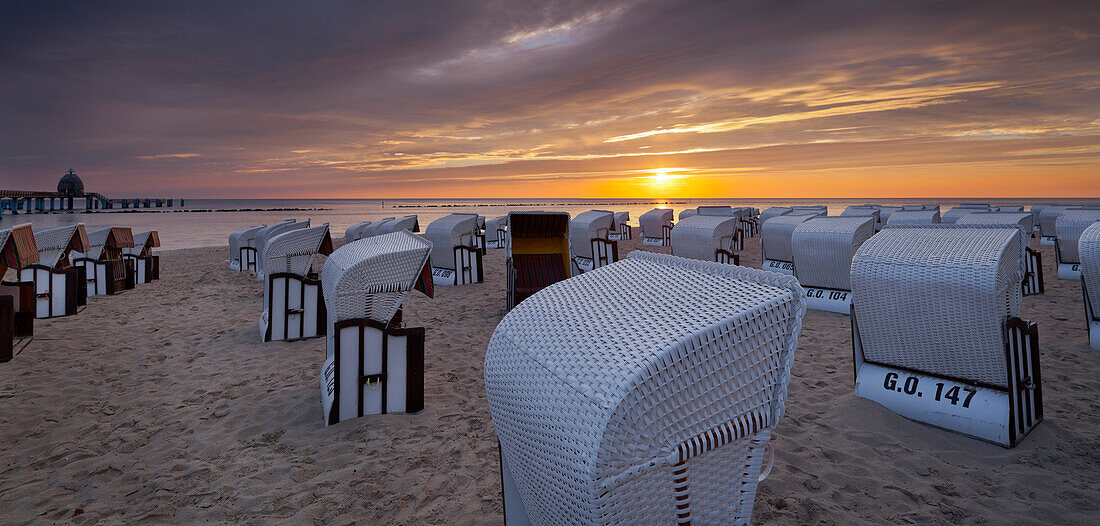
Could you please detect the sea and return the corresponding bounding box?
[4,198,1099,251]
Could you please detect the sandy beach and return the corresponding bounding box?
[1,233,1097,525]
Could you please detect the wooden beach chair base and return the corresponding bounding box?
[261,273,326,342]
[574,238,619,273]
[19,266,80,318]
[852,309,1043,447]
[322,317,424,425]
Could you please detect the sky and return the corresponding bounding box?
[0,0,1097,199]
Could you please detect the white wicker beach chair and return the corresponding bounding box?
[474,216,488,254]
[229,225,259,270]
[485,251,807,525]
[760,207,791,223]
[791,216,875,313]
[992,205,1024,213]
[956,212,1043,295]
[639,208,674,247]
[570,210,617,273]
[233,224,268,272]
[260,224,333,342]
[320,230,434,424]
[256,220,308,279]
[424,213,483,286]
[1079,222,1100,350]
[671,214,741,265]
[19,224,89,318]
[344,221,373,244]
[1038,205,1077,246]
[878,206,902,224]
[506,212,573,310]
[678,208,698,220]
[790,205,827,217]
[73,227,135,296]
[608,211,631,240]
[734,207,760,237]
[850,225,1041,447]
[123,231,160,284]
[840,206,882,231]
[0,224,39,360]
[376,215,419,234]
[887,209,940,225]
[941,204,990,224]
[761,214,813,275]
[1055,210,1100,280]
[485,215,509,249]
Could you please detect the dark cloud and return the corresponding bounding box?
[0,0,1097,196]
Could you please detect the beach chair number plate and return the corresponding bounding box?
[1040,235,1055,246]
[856,362,1010,445]
[642,237,664,246]
[802,286,852,314]
[763,258,795,275]
[1057,262,1081,280]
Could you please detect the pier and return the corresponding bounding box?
[0,169,184,214]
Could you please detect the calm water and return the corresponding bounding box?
[4,198,1099,251]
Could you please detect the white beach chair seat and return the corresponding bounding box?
[887,209,940,225]
[320,230,433,424]
[424,213,483,285]
[791,216,874,313]
[941,204,990,224]
[260,224,332,343]
[850,225,1041,447]
[639,208,674,247]
[1055,210,1100,279]
[485,251,806,525]
[256,220,307,279]
[761,214,813,274]
[1079,222,1100,350]
[570,210,617,272]
[956,213,1043,295]
[484,215,509,249]
[671,214,741,264]
[608,211,631,240]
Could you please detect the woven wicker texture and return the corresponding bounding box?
[1081,222,1100,312]
[697,205,739,218]
[671,214,739,262]
[878,206,902,222]
[485,251,806,525]
[33,224,85,268]
[321,230,431,326]
[992,205,1024,212]
[639,208,673,239]
[887,210,940,225]
[1029,204,1053,225]
[1056,210,1100,263]
[840,206,880,224]
[569,210,614,259]
[956,212,1034,237]
[425,213,479,270]
[256,220,307,274]
[791,216,874,290]
[761,215,813,262]
[678,208,698,220]
[344,221,372,243]
[852,226,1023,387]
[263,224,330,277]
[760,207,791,223]
[238,225,266,249]
[942,204,990,224]
[382,215,419,234]
[229,226,257,263]
[1039,206,1076,237]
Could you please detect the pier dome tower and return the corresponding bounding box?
[57,169,84,197]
